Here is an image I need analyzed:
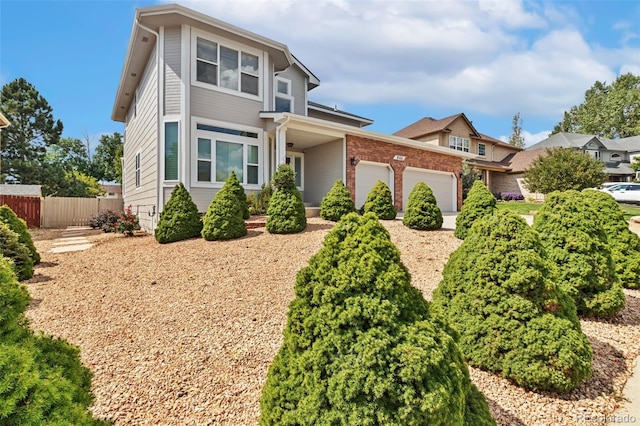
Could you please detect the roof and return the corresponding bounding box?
[307,101,373,127]
[393,113,478,139]
[478,133,524,151]
[500,149,548,173]
[291,55,320,90]
[604,162,635,175]
[0,184,42,197]
[112,4,295,122]
[526,132,600,151]
[0,112,9,129]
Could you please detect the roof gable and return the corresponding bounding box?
[393,113,481,139]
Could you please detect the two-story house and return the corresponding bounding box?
[393,113,523,194]
[112,4,474,231]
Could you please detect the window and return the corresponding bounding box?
[478,143,486,156]
[135,152,141,188]
[164,122,179,180]
[449,136,470,152]
[611,153,622,161]
[195,35,260,96]
[275,77,293,112]
[195,123,260,186]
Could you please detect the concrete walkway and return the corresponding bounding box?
[50,226,94,253]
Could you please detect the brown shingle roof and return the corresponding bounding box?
[393,113,465,138]
[501,149,548,173]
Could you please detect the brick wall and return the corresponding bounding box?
[345,135,464,210]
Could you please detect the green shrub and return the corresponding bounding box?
[583,190,640,289]
[201,179,247,241]
[402,182,443,230]
[266,165,306,234]
[360,180,397,220]
[319,179,355,221]
[0,205,40,264]
[433,210,592,392]
[454,180,496,239]
[533,191,625,317]
[226,171,250,219]
[261,213,495,425]
[0,224,33,281]
[0,257,107,425]
[88,210,120,233]
[155,183,203,244]
[247,183,273,215]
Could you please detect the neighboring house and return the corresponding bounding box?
[526,132,640,182]
[393,113,523,194]
[491,149,547,200]
[99,183,123,199]
[0,184,42,197]
[112,4,473,231]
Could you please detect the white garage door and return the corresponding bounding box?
[355,161,393,209]
[402,168,456,212]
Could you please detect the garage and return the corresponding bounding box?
[402,168,457,212]
[355,161,393,209]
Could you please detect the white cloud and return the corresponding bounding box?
[172,0,635,123]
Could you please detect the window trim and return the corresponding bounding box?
[191,29,263,101]
[134,151,141,188]
[191,118,263,190]
[275,76,294,113]
[478,143,486,157]
[449,136,470,153]
[286,151,304,191]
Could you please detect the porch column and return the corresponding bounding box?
[275,124,288,166]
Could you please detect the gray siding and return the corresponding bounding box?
[164,26,181,116]
[189,187,220,212]
[304,139,344,205]
[123,45,159,232]
[277,65,307,116]
[191,86,263,128]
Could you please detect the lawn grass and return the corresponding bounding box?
[497,200,640,221]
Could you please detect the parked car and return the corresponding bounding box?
[604,183,640,203]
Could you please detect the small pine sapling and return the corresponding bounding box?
[0,205,40,264]
[402,181,443,230]
[319,179,355,221]
[266,164,306,234]
[155,183,203,243]
[454,180,496,239]
[533,190,625,318]
[261,213,496,425]
[433,210,592,392]
[201,179,247,241]
[360,180,397,220]
[226,171,250,219]
[0,223,33,281]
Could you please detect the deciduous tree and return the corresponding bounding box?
[523,148,605,194]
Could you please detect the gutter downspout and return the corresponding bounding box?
[275,114,291,169]
[135,18,161,231]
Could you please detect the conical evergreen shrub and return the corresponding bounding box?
[533,190,625,318]
[201,178,247,241]
[402,182,443,230]
[319,179,355,221]
[360,180,397,219]
[454,180,496,239]
[261,213,496,425]
[0,223,33,281]
[0,257,108,425]
[226,171,250,220]
[433,210,592,393]
[154,183,203,244]
[0,205,40,264]
[266,164,306,234]
[583,189,640,289]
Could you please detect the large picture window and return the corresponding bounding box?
[195,123,260,186]
[449,136,470,153]
[195,35,260,97]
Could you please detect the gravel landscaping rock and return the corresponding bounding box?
[25,218,640,425]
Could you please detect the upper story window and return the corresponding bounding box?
[610,153,622,161]
[194,33,261,98]
[275,77,293,112]
[449,136,470,153]
[478,143,486,156]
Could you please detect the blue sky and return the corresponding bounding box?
[1,0,639,148]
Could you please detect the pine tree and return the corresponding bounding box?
[155,183,203,244]
[226,171,250,220]
[319,179,355,221]
[402,182,443,230]
[0,205,40,264]
[533,191,625,317]
[360,180,396,220]
[454,180,496,239]
[261,213,496,425]
[266,164,306,234]
[201,177,247,241]
[434,210,592,392]
[0,223,33,281]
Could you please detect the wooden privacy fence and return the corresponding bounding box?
[0,195,41,228]
[40,197,124,228]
